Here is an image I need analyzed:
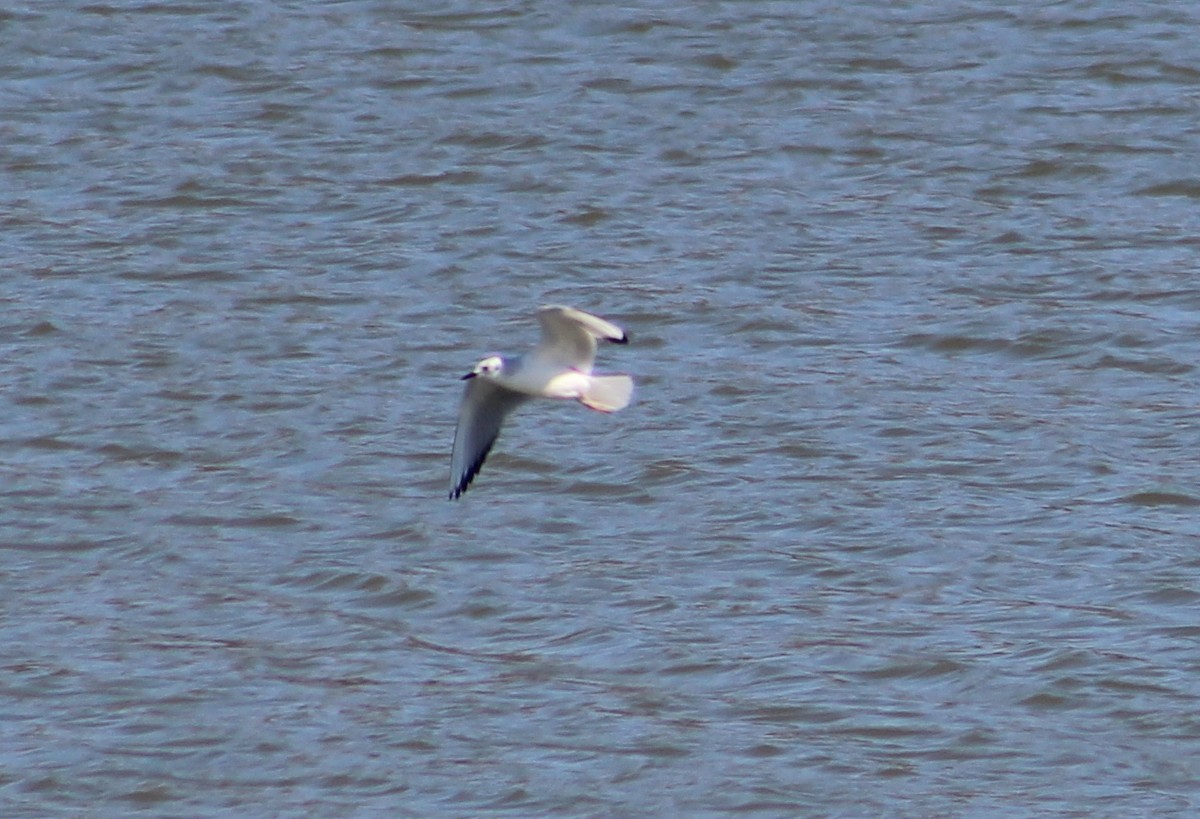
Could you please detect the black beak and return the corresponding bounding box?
[461,372,476,380]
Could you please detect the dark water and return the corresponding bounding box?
[4,1,1200,815]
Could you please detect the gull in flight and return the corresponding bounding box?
[448,305,634,499]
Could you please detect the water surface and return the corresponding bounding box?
[3,1,1200,815]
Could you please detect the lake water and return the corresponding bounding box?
[4,1,1200,815]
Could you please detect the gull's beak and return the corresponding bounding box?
[461,372,476,380]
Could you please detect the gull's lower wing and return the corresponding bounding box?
[449,378,528,499]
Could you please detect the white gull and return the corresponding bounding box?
[449,305,633,499]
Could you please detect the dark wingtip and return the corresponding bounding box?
[448,437,496,500]
[449,474,472,500]
[609,332,629,345]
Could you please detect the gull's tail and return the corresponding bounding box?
[580,374,634,413]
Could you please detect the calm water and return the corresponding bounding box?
[4,1,1200,815]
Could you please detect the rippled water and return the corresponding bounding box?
[4,1,1200,815]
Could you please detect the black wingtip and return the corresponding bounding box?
[609,332,629,345]
[449,473,473,500]
[448,438,496,500]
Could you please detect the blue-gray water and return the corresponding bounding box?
[4,1,1200,815]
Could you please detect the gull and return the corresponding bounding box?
[448,305,634,499]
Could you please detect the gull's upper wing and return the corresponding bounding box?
[449,378,528,499]
[533,305,628,372]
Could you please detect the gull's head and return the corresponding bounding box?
[462,355,505,380]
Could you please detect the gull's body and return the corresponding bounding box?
[448,306,633,499]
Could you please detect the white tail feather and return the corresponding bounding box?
[580,375,633,412]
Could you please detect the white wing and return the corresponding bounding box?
[532,305,628,373]
[449,378,529,499]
